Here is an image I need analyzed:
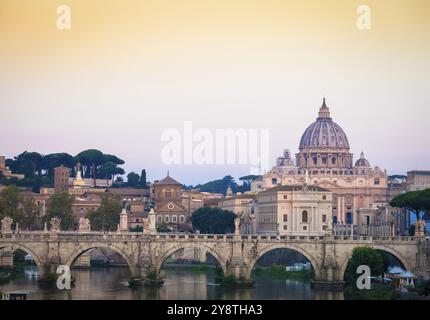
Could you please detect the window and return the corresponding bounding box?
[166,191,172,199]
[165,215,169,223]
[157,215,162,223]
[346,212,353,224]
[283,214,288,222]
[272,178,277,185]
[302,210,308,223]
[374,179,380,185]
[135,219,139,222]
[322,215,327,223]
[283,195,288,199]
[283,225,288,230]
[180,215,185,223]
[303,226,307,231]
[322,195,326,200]
[172,215,177,223]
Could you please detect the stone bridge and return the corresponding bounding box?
[1,231,429,289]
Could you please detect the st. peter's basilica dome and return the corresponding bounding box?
[299,98,350,150]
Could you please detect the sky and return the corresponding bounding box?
[1,0,429,185]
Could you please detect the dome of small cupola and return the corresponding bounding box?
[355,152,371,167]
[299,98,350,150]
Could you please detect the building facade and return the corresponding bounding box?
[255,185,332,236]
[252,99,392,225]
[153,174,189,232]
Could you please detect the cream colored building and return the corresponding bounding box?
[252,99,391,225]
[256,184,332,236]
[0,156,24,180]
[218,193,256,215]
[407,171,430,191]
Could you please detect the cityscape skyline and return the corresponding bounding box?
[1,0,429,185]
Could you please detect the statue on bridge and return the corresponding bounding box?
[78,217,91,233]
[50,217,61,233]
[1,216,13,234]
[234,217,241,235]
[415,219,426,238]
[142,208,156,235]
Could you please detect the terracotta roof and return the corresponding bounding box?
[156,175,182,185]
[107,188,150,196]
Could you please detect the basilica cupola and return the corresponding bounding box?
[296,98,353,171]
[317,98,331,119]
[354,151,371,167]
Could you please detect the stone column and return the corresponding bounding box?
[119,208,128,232]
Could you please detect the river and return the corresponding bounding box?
[0,266,343,300]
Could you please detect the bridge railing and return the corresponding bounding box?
[0,231,418,243]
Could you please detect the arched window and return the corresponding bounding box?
[302,210,308,223]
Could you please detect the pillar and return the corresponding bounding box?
[0,252,13,267]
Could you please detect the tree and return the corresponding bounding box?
[127,172,140,187]
[194,175,237,194]
[0,185,24,223]
[156,223,170,233]
[87,195,122,231]
[75,149,104,183]
[42,153,75,178]
[140,169,147,188]
[191,207,236,234]
[98,161,119,183]
[344,247,384,284]
[22,197,41,230]
[101,154,125,166]
[390,189,430,221]
[46,192,75,230]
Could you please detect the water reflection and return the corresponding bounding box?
[0,266,343,300]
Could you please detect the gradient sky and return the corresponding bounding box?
[1,0,429,185]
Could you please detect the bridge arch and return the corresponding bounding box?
[245,243,320,280]
[338,245,411,282]
[0,243,44,268]
[64,243,137,277]
[156,243,228,276]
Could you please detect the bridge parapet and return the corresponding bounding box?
[0,231,419,244]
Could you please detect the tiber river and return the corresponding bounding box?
[0,266,344,300]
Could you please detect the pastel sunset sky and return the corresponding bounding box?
[1,0,429,184]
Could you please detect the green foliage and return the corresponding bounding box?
[414,279,430,297]
[191,207,236,234]
[45,192,75,230]
[4,150,128,190]
[390,189,430,220]
[0,185,23,222]
[254,265,314,281]
[130,226,143,232]
[127,172,140,187]
[21,197,41,230]
[140,169,147,187]
[156,223,170,233]
[344,283,400,300]
[87,195,122,231]
[344,247,384,284]
[192,175,251,195]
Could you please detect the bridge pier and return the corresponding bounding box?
[312,238,345,291]
[0,251,14,268]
